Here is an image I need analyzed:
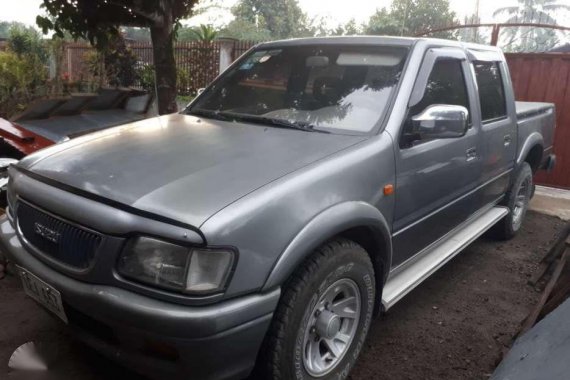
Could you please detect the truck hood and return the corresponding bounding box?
[19,114,365,227]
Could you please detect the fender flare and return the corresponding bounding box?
[516,132,544,167]
[262,201,392,291]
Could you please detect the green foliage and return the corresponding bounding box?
[229,0,311,40]
[0,23,50,117]
[176,27,196,41]
[7,25,49,61]
[177,24,219,42]
[0,52,47,94]
[136,63,194,96]
[365,0,458,39]
[336,19,360,36]
[457,15,485,44]
[0,51,48,118]
[309,17,362,37]
[84,50,105,86]
[137,63,156,91]
[37,0,198,47]
[103,35,139,87]
[177,66,193,95]
[220,18,272,41]
[365,8,402,36]
[0,22,29,39]
[493,0,570,52]
[81,35,139,88]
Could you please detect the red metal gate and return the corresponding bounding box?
[506,53,570,189]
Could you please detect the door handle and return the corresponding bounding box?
[466,147,477,161]
[504,134,512,146]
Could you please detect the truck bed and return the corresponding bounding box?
[516,101,556,158]
[516,101,553,119]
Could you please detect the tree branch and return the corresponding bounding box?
[107,1,164,26]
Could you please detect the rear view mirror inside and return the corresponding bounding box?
[337,53,403,66]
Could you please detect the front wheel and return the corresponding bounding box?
[492,162,533,240]
[260,239,376,380]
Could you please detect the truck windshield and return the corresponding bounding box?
[187,45,409,134]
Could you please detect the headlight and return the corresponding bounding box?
[118,237,235,294]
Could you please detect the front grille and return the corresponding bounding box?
[17,201,102,269]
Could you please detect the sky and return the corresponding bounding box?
[1,0,569,30]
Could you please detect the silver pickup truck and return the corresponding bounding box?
[0,37,556,380]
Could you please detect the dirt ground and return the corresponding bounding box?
[0,211,565,380]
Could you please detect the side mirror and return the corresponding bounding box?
[411,105,469,140]
[197,88,206,95]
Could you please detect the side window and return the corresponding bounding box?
[473,61,507,122]
[401,59,470,147]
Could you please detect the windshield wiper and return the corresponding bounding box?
[188,109,233,122]
[189,109,330,134]
[225,113,330,134]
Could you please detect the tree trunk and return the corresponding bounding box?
[150,21,178,115]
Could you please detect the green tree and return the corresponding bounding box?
[37,0,199,115]
[365,0,458,39]
[365,8,402,36]
[178,24,219,42]
[103,35,139,87]
[230,0,310,39]
[7,25,48,61]
[310,17,362,37]
[493,0,570,52]
[0,22,29,39]
[339,19,361,36]
[220,18,272,40]
[457,14,485,44]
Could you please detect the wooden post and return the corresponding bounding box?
[490,24,500,46]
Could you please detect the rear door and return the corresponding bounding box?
[392,48,482,267]
[468,51,517,206]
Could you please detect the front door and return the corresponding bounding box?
[392,48,482,267]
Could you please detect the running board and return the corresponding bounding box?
[382,206,509,310]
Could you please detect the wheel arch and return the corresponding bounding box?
[516,132,544,173]
[524,144,543,173]
[262,201,392,314]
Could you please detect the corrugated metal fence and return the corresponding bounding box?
[506,53,570,189]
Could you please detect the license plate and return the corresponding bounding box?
[17,266,68,324]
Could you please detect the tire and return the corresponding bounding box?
[492,162,533,240]
[260,238,376,380]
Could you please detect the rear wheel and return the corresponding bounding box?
[492,162,533,240]
[261,238,376,380]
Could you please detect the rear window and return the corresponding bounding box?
[473,62,507,122]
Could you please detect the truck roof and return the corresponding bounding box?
[258,35,501,53]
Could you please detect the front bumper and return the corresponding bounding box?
[0,215,280,380]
